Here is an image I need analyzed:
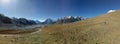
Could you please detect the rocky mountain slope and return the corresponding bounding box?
[55,16,83,24]
[42,16,83,24]
[0,14,39,28]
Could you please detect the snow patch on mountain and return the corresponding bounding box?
[107,10,116,13]
[64,16,72,19]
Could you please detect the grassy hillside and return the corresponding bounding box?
[18,10,120,44]
[1,10,120,44]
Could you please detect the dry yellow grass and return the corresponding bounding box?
[38,10,120,44]
[1,10,120,44]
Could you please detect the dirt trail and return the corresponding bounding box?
[0,27,43,37]
[30,29,42,34]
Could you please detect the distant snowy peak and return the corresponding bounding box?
[74,16,81,18]
[64,16,81,19]
[64,16,72,19]
[43,18,53,24]
[107,10,116,13]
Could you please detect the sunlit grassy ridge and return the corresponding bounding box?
[1,10,120,44]
[36,10,120,44]
[17,10,120,44]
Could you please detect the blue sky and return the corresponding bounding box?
[0,0,120,21]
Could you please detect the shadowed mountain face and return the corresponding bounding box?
[0,14,38,27]
[0,14,12,24]
[55,16,82,24]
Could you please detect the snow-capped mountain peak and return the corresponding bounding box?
[64,16,72,19]
[107,10,116,13]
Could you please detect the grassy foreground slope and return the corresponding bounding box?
[2,10,120,44]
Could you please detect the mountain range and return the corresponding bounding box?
[0,13,85,28]
[42,16,84,24]
[0,14,38,27]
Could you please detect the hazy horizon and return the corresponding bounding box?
[0,0,120,22]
